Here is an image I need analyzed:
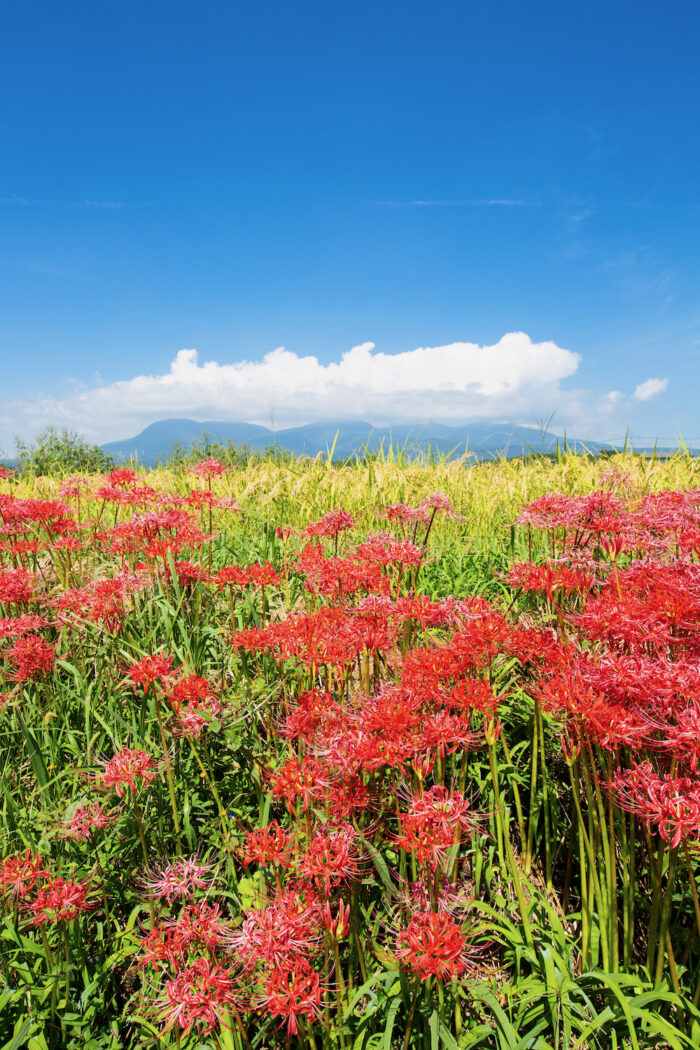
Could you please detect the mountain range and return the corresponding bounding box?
[100,418,607,466]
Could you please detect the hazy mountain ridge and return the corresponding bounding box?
[100,418,606,466]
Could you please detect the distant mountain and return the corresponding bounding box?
[101,418,606,467]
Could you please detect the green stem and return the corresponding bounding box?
[645,827,664,975]
[402,980,420,1050]
[525,700,539,873]
[685,842,700,944]
[333,937,347,1050]
[537,702,552,893]
[350,898,367,984]
[607,752,619,972]
[500,729,526,855]
[488,741,533,949]
[152,689,183,852]
[568,758,608,970]
[185,735,231,842]
[655,846,678,986]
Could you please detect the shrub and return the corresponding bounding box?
[14,425,115,476]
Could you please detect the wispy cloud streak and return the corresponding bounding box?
[377,198,534,207]
[0,196,125,208]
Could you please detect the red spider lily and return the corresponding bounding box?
[160,902,229,953]
[138,925,189,970]
[244,561,282,588]
[0,540,40,557]
[303,508,355,539]
[164,558,211,587]
[396,786,482,871]
[98,747,159,796]
[296,542,388,600]
[269,756,329,813]
[0,495,70,529]
[380,502,431,524]
[395,909,467,981]
[59,801,114,841]
[184,488,219,508]
[392,595,469,630]
[324,686,424,774]
[184,490,240,513]
[535,665,651,752]
[171,705,219,738]
[442,678,498,716]
[356,532,424,567]
[600,535,626,560]
[52,535,85,553]
[164,674,222,736]
[141,856,216,902]
[107,468,138,488]
[233,607,379,669]
[565,652,700,714]
[0,614,49,639]
[571,564,700,655]
[259,958,325,1036]
[0,568,38,605]
[663,705,700,771]
[608,762,700,848]
[296,823,362,895]
[420,709,484,759]
[215,564,250,588]
[243,821,296,869]
[94,481,162,506]
[421,491,458,519]
[190,457,227,478]
[150,956,238,1036]
[128,654,174,694]
[321,898,350,939]
[0,850,49,900]
[137,906,229,971]
[336,726,419,775]
[26,877,95,925]
[57,573,144,632]
[278,689,341,742]
[400,607,519,689]
[108,509,208,558]
[228,892,321,971]
[515,490,626,537]
[506,561,594,600]
[5,634,55,681]
[325,775,371,819]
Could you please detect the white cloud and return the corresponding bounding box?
[0,333,584,448]
[633,377,668,401]
[601,390,623,409]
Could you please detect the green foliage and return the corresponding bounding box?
[14,426,115,476]
[162,430,294,470]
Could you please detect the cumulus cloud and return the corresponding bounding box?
[633,377,668,401]
[1,333,585,447]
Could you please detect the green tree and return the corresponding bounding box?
[14,426,115,476]
[162,431,293,471]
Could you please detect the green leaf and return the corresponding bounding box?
[382,994,403,1050]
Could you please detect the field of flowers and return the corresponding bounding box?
[2,451,700,1049]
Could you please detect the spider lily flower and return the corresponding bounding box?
[395,909,468,982]
[96,747,160,796]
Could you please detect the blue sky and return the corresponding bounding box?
[2,0,700,450]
